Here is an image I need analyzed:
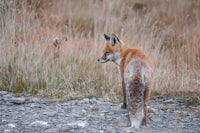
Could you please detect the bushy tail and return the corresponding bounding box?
[126,73,146,128]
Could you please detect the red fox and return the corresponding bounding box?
[97,34,153,128]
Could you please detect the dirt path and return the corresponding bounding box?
[0,91,200,133]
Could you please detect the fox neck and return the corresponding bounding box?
[112,42,127,67]
[112,52,121,66]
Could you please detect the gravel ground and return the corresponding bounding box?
[0,91,200,133]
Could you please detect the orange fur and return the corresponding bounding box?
[98,34,153,128]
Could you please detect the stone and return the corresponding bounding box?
[4,129,11,132]
[5,102,13,106]
[8,123,16,128]
[67,121,87,128]
[3,93,14,98]
[29,103,43,108]
[163,99,175,104]
[151,116,162,122]
[30,97,40,103]
[43,111,57,117]
[0,91,8,95]
[81,98,89,104]
[99,130,104,133]
[89,97,97,103]
[30,121,49,126]
[82,109,87,113]
[10,97,25,104]
[151,108,159,114]
[175,98,186,104]
[2,119,8,125]
[44,128,60,133]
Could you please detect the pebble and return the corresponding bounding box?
[44,128,59,133]
[67,121,87,128]
[175,98,186,104]
[0,91,200,133]
[0,91,8,95]
[4,129,11,132]
[80,98,90,104]
[163,99,175,104]
[30,121,49,126]
[8,124,16,128]
[30,97,40,103]
[10,97,25,104]
[42,111,57,117]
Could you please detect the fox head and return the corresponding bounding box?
[97,34,122,66]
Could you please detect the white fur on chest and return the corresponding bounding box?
[112,52,121,66]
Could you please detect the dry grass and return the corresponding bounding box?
[175,111,187,118]
[0,0,200,104]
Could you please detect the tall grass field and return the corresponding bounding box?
[0,0,199,104]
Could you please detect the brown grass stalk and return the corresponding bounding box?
[0,0,199,103]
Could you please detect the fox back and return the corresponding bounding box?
[98,34,153,129]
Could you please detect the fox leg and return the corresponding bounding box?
[121,80,127,109]
[142,86,150,125]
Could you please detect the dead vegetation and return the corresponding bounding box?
[0,0,199,104]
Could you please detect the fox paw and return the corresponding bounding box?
[141,118,147,126]
[121,103,127,109]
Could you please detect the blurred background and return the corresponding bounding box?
[0,0,199,104]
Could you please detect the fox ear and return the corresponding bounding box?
[111,33,120,46]
[104,34,110,41]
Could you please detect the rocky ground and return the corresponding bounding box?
[0,91,200,133]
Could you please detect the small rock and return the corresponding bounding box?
[166,109,172,114]
[39,99,49,104]
[100,110,110,113]
[43,111,57,117]
[10,97,25,104]
[151,116,162,122]
[89,97,97,103]
[99,130,104,133]
[30,97,40,103]
[56,124,69,128]
[4,129,11,132]
[156,96,165,99]
[44,128,60,133]
[32,103,45,108]
[82,109,87,113]
[0,91,8,95]
[97,98,105,103]
[8,123,16,128]
[2,119,8,125]
[4,93,14,98]
[100,113,105,117]
[163,99,175,104]
[60,127,73,132]
[125,127,136,133]
[56,124,76,132]
[60,102,70,106]
[67,121,87,128]
[175,98,186,104]
[5,102,13,106]
[174,110,188,117]
[80,98,89,104]
[30,121,49,126]
[151,108,159,114]
[77,121,87,128]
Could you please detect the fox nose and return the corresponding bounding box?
[97,58,100,62]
